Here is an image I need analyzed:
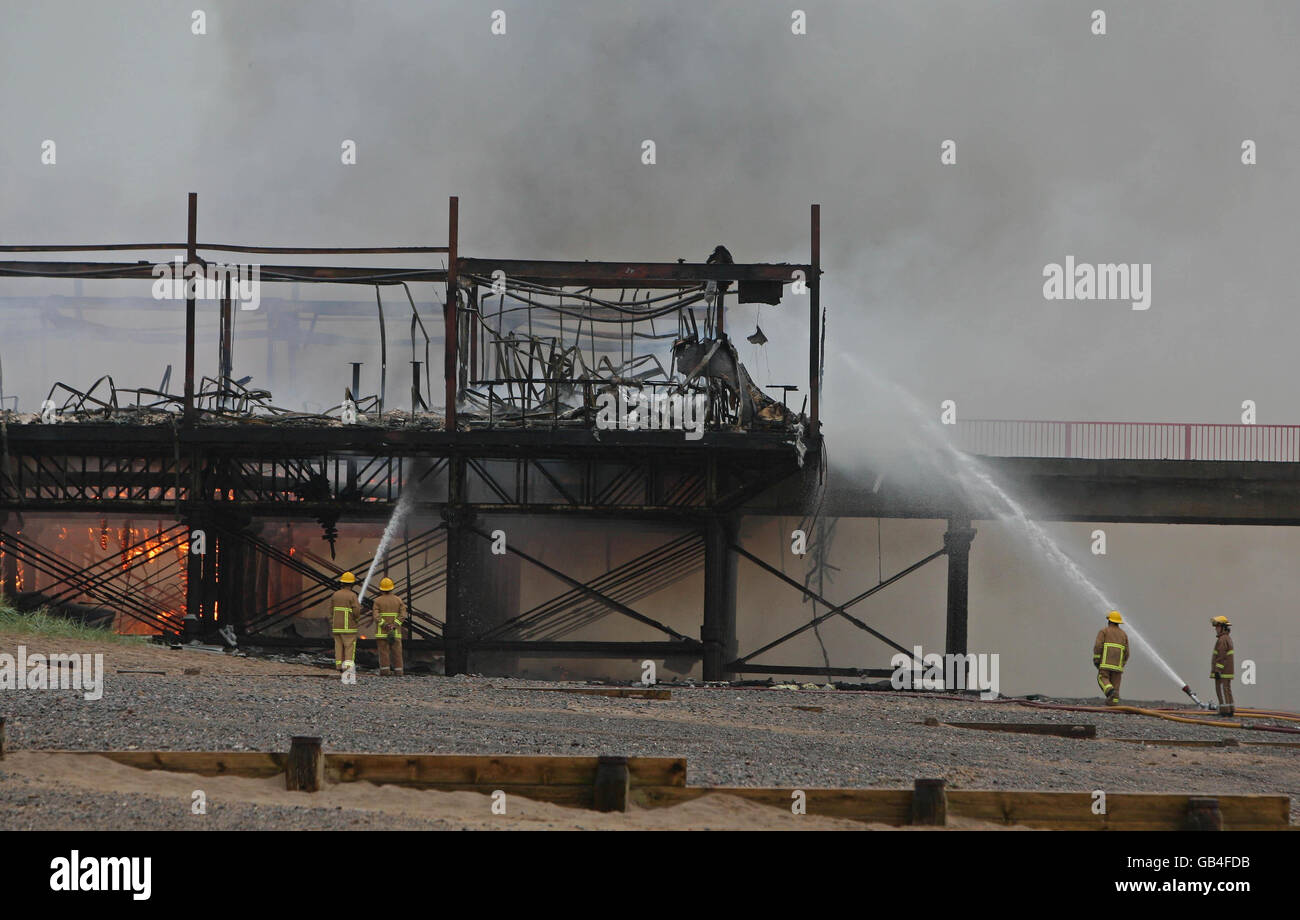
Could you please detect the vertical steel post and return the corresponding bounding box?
[0,514,16,597]
[219,283,232,409]
[809,204,821,429]
[443,457,469,676]
[184,193,198,425]
[445,196,459,430]
[702,516,737,681]
[184,514,203,639]
[469,286,479,383]
[943,516,976,659]
[716,276,725,339]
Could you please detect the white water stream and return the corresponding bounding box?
[357,490,416,600]
[840,356,1188,690]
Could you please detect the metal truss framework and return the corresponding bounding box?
[0,196,875,678]
[0,421,817,676]
[0,426,802,516]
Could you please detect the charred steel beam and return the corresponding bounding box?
[730,544,944,667]
[446,196,459,429]
[478,530,703,641]
[467,523,691,641]
[0,260,448,284]
[241,637,702,658]
[0,422,797,451]
[726,663,897,678]
[457,258,809,289]
[184,193,197,425]
[466,640,702,657]
[701,516,738,680]
[943,517,976,659]
[0,243,448,254]
[810,203,821,428]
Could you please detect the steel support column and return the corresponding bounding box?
[445,196,459,429]
[184,193,197,425]
[443,455,471,675]
[183,514,204,639]
[702,515,738,681]
[943,516,976,658]
[809,203,820,429]
[0,514,16,597]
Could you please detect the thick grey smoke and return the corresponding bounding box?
[3,2,1299,702]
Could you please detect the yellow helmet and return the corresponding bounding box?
[1107,610,1123,624]
[339,571,356,584]
[1210,615,1231,627]
[379,577,395,592]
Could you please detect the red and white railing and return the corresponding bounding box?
[955,419,1300,461]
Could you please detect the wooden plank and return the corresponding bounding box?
[43,750,685,787]
[946,790,1290,830]
[532,687,672,700]
[633,787,1289,829]
[323,753,686,787]
[41,751,1290,829]
[88,750,287,778]
[934,720,1096,739]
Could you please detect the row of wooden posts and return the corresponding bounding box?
[6,728,1287,829]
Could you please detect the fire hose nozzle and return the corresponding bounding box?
[1181,684,1211,708]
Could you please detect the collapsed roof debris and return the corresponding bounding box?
[0,196,823,446]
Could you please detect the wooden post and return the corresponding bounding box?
[593,755,630,812]
[286,736,323,792]
[1186,796,1223,831]
[912,778,948,826]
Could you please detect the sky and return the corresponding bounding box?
[2,1,1299,703]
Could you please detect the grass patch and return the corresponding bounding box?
[0,597,149,644]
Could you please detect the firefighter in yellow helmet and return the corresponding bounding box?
[329,572,360,671]
[1210,616,1234,716]
[371,576,407,677]
[1093,610,1130,705]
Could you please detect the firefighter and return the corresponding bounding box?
[1093,610,1130,705]
[1210,615,1235,716]
[371,577,406,677]
[330,571,360,671]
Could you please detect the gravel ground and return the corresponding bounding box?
[3,632,1297,827]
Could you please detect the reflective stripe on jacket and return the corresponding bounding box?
[330,587,359,633]
[372,592,406,638]
[1093,624,1129,671]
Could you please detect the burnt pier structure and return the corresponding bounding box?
[0,196,850,680]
